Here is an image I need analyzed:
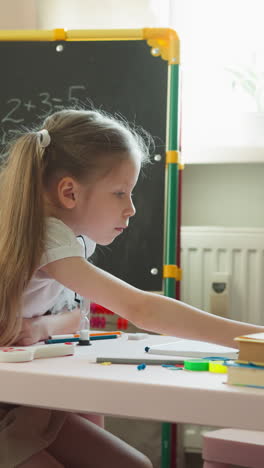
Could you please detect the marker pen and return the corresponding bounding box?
[45,337,79,344]
[45,334,119,344]
[96,357,185,365]
[48,331,122,340]
[48,334,79,339]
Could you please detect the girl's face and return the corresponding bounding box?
[76,157,141,245]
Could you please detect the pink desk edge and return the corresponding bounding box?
[0,334,263,430]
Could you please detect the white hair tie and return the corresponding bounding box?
[38,129,51,148]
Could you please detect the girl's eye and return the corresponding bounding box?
[114,192,134,199]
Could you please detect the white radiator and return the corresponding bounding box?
[181,227,264,325]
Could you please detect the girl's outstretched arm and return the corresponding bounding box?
[42,257,264,349]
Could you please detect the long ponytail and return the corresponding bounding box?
[0,133,45,345]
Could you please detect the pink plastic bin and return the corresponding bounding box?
[202,428,264,468]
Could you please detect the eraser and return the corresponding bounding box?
[34,343,75,359]
[184,360,210,371]
[0,348,33,362]
[127,333,149,340]
[209,361,227,374]
[0,343,75,363]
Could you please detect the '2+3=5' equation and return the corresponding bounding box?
[0,85,87,146]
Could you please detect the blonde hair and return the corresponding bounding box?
[0,109,150,345]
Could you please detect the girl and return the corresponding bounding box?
[0,108,263,468]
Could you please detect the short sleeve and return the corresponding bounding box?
[40,217,86,267]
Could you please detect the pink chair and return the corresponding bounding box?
[202,428,264,468]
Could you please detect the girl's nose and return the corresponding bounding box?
[125,197,136,218]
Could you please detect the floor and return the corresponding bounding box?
[106,417,246,468]
[185,453,203,468]
[106,417,206,468]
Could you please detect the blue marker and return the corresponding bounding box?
[45,335,118,344]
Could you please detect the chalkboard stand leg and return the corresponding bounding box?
[162,54,180,468]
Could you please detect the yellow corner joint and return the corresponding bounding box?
[143,28,180,64]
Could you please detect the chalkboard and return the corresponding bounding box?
[0,40,167,290]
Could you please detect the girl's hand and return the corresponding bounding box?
[14,316,48,346]
[13,308,81,346]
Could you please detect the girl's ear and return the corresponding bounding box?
[57,177,79,209]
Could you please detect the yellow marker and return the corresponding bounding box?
[100,362,112,366]
[209,361,227,374]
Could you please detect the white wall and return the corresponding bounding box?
[182,163,264,227]
[36,0,170,29]
[0,0,37,28]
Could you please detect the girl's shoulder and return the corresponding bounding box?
[40,217,83,268]
[45,217,77,247]
[45,218,96,257]
[40,217,96,268]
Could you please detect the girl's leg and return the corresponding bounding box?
[17,449,64,468]
[48,413,152,468]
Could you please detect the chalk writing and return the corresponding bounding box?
[0,85,87,148]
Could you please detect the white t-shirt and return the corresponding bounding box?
[22,217,96,318]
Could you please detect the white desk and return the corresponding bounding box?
[0,335,263,430]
